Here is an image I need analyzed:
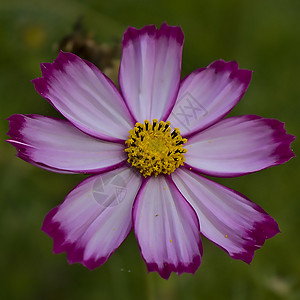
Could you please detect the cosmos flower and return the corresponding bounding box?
[7,24,295,279]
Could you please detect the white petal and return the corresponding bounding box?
[184,115,295,177]
[168,60,252,137]
[42,167,142,269]
[172,168,279,263]
[33,52,134,142]
[119,24,183,122]
[133,176,202,279]
[7,114,127,173]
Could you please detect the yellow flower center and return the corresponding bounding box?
[125,119,187,177]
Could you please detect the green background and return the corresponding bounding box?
[1,0,299,299]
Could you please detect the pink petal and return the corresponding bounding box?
[168,60,252,137]
[32,51,135,142]
[119,23,184,122]
[7,114,127,174]
[184,115,295,177]
[133,176,202,279]
[42,167,142,269]
[172,168,280,263]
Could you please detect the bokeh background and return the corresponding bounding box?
[1,0,299,299]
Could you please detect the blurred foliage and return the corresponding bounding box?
[1,0,299,299]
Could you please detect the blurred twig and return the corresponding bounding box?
[55,16,121,85]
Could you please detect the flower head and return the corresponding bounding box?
[7,23,295,279]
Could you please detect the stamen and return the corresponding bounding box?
[163,121,171,132]
[152,119,157,130]
[135,130,139,138]
[125,119,187,177]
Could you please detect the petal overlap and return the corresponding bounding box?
[172,169,279,263]
[168,60,252,137]
[133,176,202,279]
[184,115,295,177]
[7,114,127,173]
[119,23,184,122]
[42,167,142,269]
[32,51,134,142]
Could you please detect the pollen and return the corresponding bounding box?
[125,119,187,177]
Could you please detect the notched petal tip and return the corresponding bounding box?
[209,59,238,71]
[146,255,201,279]
[31,77,49,97]
[55,50,78,67]
[32,51,82,84]
[32,52,72,84]
[264,118,296,165]
[157,22,184,44]
[122,25,156,47]
[222,189,280,264]
[6,114,33,161]
[66,245,109,270]
[209,59,252,86]
[40,62,56,77]
[42,206,110,270]
[122,23,184,48]
[233,68,253,85]
[6,114,25,139]
[238,215,280,264]
[41,206,65,254]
